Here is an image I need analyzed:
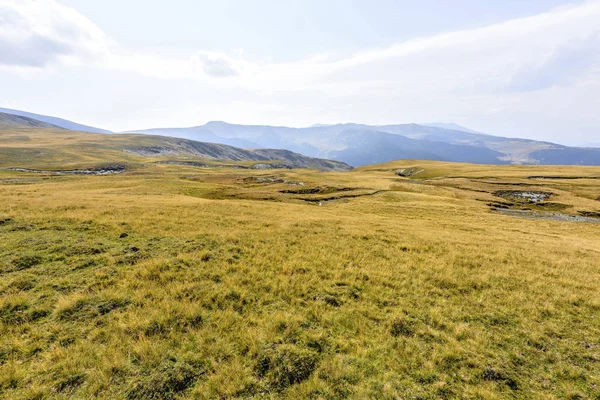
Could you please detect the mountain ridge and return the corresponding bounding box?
[129,121,599,166]
[3,108,599,166]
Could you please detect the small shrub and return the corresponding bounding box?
[255,344,320,391]
[0,300,30,325]
[322,295,342,307]
[6,277,37,292]
[126,359,206,399]
[482,367,519,390]
[10,254,42,271]
[390,317,416,337]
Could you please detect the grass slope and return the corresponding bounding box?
[0,113,62,129]
[0,107,112,134]
[0,128,351,172]
[0,129,599,399]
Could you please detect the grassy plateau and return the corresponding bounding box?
[0,128,599,399]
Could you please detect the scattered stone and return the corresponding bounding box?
[396,167,424,177]
[495,191,552,204]
[124,147,179,156]
[119,233,129,239]
[252,163,293,170]
[244,176,304,185]
[157,161,247,169]
[7,164,126,175]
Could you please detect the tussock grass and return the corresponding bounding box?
[1,130,600,398]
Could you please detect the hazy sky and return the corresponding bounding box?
[1,0,599,145]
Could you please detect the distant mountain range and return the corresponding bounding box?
[2,107,599,166]
[127,121,600,166]
[0,112,350,172]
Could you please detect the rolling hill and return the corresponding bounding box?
[0,112,63,129]
[0,107,112,134]
[0,126,351,172]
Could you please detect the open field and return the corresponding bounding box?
[1,128,600,399]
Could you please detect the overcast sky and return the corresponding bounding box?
[1,0,599,145]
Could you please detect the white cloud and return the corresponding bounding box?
[0,0,108,68]
[194,52,239,78]
[1,0,600,142]
[3,0,600,93]
[275,0,600,96]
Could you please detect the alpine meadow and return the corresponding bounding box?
[2,1,600,399]
[0,126,599,399]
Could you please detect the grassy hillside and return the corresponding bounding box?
[1,129,599,399]
[0,108,112,134]
[0,113,62,129]
[0,128,351,172]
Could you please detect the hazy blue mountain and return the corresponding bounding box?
[327,129,509,166]
[4,108,598,167]
[124,126,263,149]
[579,142,600,148]
[422,122,481,134]
[0,107,112,134]
[127,122,321,157]
[529,147,600,166]
[130,121,600,167]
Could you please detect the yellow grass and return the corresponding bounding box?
[0,128,599,399]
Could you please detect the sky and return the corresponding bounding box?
[1,0,599,145]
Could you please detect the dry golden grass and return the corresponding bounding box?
[1,129,599,399]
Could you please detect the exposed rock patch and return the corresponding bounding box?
[252,163,293,170]
[494,191,552,204]
[7,164,126,175]
[125,141,352,172]
[243,177,304,185]
[124,147,180,156]
[157,161,247,169]
[396,167,424,177]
